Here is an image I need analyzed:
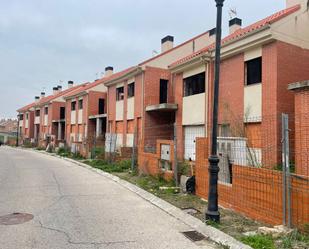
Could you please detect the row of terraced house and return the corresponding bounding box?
[18,0,309,228]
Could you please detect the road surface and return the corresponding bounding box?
[0,147,217,249]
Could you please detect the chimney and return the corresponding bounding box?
[161,35,174,53]
[208,27,217,43]
[35,96,40,103]
[105,66,114,77]
[41,92,45,98]
[53,87,58,95]
[57,85,62,92]
[286,0,308,9]
[229,17,242,34]
[68,81,74,88]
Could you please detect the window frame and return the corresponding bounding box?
[71,101,76,111]
[183,72,206,97]
[245,57,262,86]
[44,106,48,115]
[127,82,135,98]
[78,99,83,110]
[116,86,124,101]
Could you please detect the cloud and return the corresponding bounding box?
[0,0,285,117]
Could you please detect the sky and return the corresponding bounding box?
[0,0,286,118]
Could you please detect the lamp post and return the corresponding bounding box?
[206,0,225,222]
[16,114,20,147]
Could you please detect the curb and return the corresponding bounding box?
[15,147,252,249]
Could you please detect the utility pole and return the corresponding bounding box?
[205,0,225,222]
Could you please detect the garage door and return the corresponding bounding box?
[184,126,205,161]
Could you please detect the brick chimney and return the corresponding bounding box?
[68,81,74,88]
[208,27,217,43]
[53,87,58,95]
[161,35,174,53]
[229,17,242,34]
[105,66,114,77]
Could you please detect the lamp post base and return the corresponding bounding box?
[206,155,220,222]
[205,210,220,222]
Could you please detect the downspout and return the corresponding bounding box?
[141,70,145,142]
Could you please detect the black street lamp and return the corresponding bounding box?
[206,0,225,222]
[16,114,20,147]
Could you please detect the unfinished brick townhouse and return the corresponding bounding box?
[165,0,309,227]
[104,31,220,174]
[17,82,86,147]
[17,102,35,144]
[63,68,113,157]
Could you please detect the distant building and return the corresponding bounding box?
[0,119,17,134]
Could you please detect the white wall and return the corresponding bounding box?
[78,110,83,124]
[272,5,309,50]
[183,64,206,79]
[34,116,40,124]
[127,97,135,120]
[126,133,134,147]
[182,93,205,125]
[44,115,48,126]
[71,111,76,124]
[116,100,124,121]
[116,133,123,148]
[244,84,262,121]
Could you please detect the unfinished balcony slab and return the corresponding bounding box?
[88,114,107,120]
[145,103,178,112]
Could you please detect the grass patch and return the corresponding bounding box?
[84,159,131,173]
[241,235,275,249]
[277,230,309,249]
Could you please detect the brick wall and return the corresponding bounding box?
[138,139,174,179]
[195,137,309,228]
[88,91,106,116]
[174,73,184,160]
[294,89,309,176]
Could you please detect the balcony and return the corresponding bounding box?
[145,103,178,112]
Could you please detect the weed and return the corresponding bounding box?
[206,219,221,229]
[241,235,275,249]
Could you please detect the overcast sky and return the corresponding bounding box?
[0,0,285,118]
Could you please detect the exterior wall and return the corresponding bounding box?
[272,3,309,50]
[143,67,174,152]
[182,93,205,125]
[88,91,107,116]
[116,101,124,121]
[244,84,262,119]
[127,97,135,120]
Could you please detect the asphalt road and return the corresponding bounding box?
[0,146,217,249]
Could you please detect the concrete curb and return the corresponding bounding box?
[15,147,252,249]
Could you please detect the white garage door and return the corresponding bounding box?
[184,126,205,161]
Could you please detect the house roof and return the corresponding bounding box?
[102,66,139,86]
[17,102,36,113]
[138,30,211,66]
[17,83,89,112]
[103,30,215,86]
[36,83,89,106]
[169,4,301,68]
